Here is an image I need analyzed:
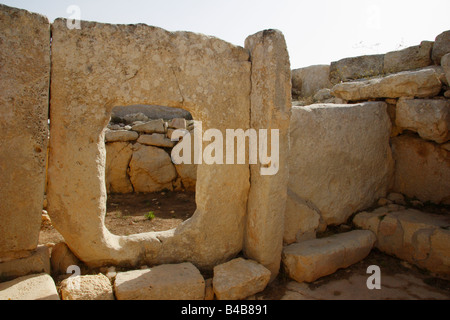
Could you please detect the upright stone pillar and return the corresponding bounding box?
[0,5,50,260]
[244,30,292,280]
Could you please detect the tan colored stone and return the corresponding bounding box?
[432,30,450,65]
[332,69,442,101]
[353,211,385,235]
[428,228,450,275]
[286,102,393,228]
[204,278,214,300]
[384,41,433,74]
[105,142,134,194]
[396,98,450,144]
[168,118,187,130]
[282,230,376,283]
[213,258,271,300]
[60,274,114,300]
[0,274,59,300]
[291,65,332,98]
[47,19,251,269]
[114,263,205,300]
[137,133,175,148]
[175,163,197,191]
[128,144,176,193]
[0,4,50,257]
[50,242,82,276]
[391,135,450,204]
[442,53,450,85]
[0,246,50,281]
[131,119,165,134]
[105,129,138,142]
[243,30,291,280]
[329,54,384,84]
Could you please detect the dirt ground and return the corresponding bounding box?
[39,191,450,300]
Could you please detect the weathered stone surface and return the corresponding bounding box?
[175,163,197,191]
[391,135,450,204]
[354,209,450,276]
[0,274,59,300]
[384,41,433,74]
[50,242,81,276]
[137,133,175,148]
[0,246,50,281]
[213,258,271,300]
[313,88,333,102]
[244,30,291,280]
[332,69,442,101]
[114,263,205,300]
[128,144,176,193]
[105,129,138,142]
[432,30,450,65]
[286,102,393,231]
[396,98,450,144]
[282,230,376,283]
[0,4,50,258]
[442,53,450,84]
[168,118,187,130]
[291,65,332,98]
[131,119,166,134]
[112,105,192,121]
[48,19,251,268]
[204,278,214,300]
[105,142,134,194]
[329,54,384,84]
[60,274,114,300]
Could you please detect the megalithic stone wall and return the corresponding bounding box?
[0,5,50,260]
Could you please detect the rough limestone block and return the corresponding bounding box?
[105,142,134,194]
[168,118,187,130]
[50,242,82,276]
[0,246,50,282]
[0,4,50,258]
[137,133,175,148]
[0,274,59,300]
[244,29,292,280]
[442,53,450,85]
[213,258,271,300]
[391,135,450,204]
[60,274,114,300]
[332,69,442,101]
[329,54,385,84]
[175,163,197,191]
[128,144,177,192]
[114,263,205,300]
[105,129,139,142]
[396,98,450,144]
[384,41,433,74]
[432,30,450,65]
[282,230,376,283]
[291,65,332,98]
[286,102,393,231]
[131,119,166,134]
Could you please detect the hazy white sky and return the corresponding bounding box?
[2,0,449,68]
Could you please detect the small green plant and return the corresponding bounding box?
[145,211,155,220]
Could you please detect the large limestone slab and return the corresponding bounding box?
[332,68,442,101]
[244,30,292,280]
[0,274,59,300]
[396,98,450,144]
[114,263,205,300]
[329,54,384,84]
[60,274,114,300]
[391,135,450,204]
[383,41,433,74]
[286,102,393,231]
[105,142,134,194]
[291,65,332,98]
[282,230,376,283]
[48,19,251,268]
[432,30,450,65]
[105,129,138,142]
[213,258,271,300]
[0,245,50,282]
[0,4,50,258]
[137,133,175,148]
[111,105,192,121]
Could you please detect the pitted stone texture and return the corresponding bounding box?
[114,263,205,300]
[291,65,332,98]
[213,258,271,300]
[329,54,384,84]
[0,274,59,300]
[0,246,50,282]
[286,102,393,231]
[432,30,450,65]
[60,274,114,300]
[332,68,442,101]
[244,29,292,280]
[383,41,433,74]
[391,135,450,205]
[48,19,251,268]
[105,129,138,143]
[105,142,134,194]
[0,4,50,257]
[282,230,376,283]
[396,98,450,144]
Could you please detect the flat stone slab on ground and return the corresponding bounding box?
[0,274,59,300]
[114,263,205,300]
[0,245,50,281]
